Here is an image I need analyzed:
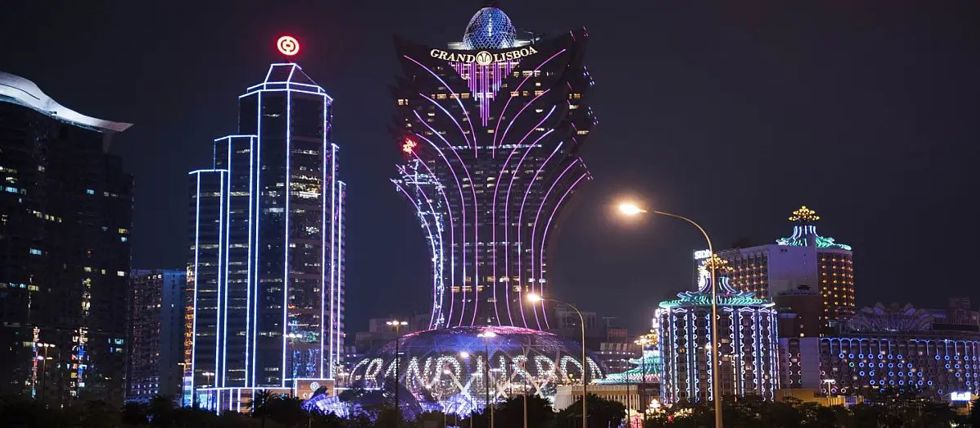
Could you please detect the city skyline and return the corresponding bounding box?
[1,1,978,334]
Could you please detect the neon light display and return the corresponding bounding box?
[391,6,596,330]
[345,327,602,415]
[277,36,300,56]
[656,264,780,404]
[185,63,345,411]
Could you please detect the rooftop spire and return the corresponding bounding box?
[777,205,852,251]
[788,205,820,223]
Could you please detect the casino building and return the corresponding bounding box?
[781,302,980,400]
[185,60,346,411]
[391,5,595,331]
[656,261,780,404]
[707,206,856,327]
[341,6,599,416]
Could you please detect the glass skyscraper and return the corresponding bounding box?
[0,71,132,405]
[392,6,597,330]
[185,63,345,411]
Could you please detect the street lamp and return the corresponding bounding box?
[634,334,654,423]
[476,331,497,428]
[616,200,723,428]
[477,332,499,427]
[454,352,475,428]
[526,292,588,428]
[387,319,409,426]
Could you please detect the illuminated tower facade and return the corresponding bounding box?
[709,206,855,326]
[185,61,346,410]
[392,6,596,330]
[656,262,780,404]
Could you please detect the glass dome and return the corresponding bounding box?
[461,7,517,50]
[345,326,603,415]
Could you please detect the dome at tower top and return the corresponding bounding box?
[460,7,517,50]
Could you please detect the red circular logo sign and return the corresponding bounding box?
[277,36,300,56]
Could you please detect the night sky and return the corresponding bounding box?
[2,1,978,333]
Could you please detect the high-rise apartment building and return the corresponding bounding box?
[185,61,346,411]
[0,71,133,405]
[126,269,185,402]
[707,206,855,326]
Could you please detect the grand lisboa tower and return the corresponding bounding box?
[344,5,600,416]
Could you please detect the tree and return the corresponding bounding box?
[121,401,147,425]
[265,394,307,427]
[146,395,177,426]
[493,395,555,427]
[248,389,273,428]
[557,394,626,428]
[970,398,980,427]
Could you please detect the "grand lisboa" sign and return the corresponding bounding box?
[429,47,540,66]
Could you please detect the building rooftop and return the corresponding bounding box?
[776,205,852,251]
[449,7,531,50]
[0,71,132,133]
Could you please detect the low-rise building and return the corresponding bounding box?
[780,301,980,400]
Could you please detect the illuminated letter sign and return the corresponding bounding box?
[950,391,972,402]
[277,35,300,56]
[430,46,539,64]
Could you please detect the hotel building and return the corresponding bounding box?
[184,62,346,410]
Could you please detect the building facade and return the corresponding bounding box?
[185,63,346,411]
[335,7,599,416]
[656,263,780,404]
[780,302,980,400]
[126,269,185,402]
[709,206,855,326]
[0,71,133,405]
[391,6,596,330]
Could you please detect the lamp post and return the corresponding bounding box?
[634,335,652,423]
[476,331,497,428]
[387,319,408,426]
[526,293,588,428]
[617,201,723,428]
[456,351,473,428]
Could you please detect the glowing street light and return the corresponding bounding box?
[476,330,498,428]
[526,292,588,428]
[614,199,724,428]
[387,319,409,427]
[616,201,648,217]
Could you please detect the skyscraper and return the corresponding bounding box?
[126,269,185,402]
[707,206,856,326]
[0,71,133,405]
[392,6,596,330]
[185,61,346,411]
[334,6,601,416]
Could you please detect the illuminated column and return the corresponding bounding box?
[187,170,227,393]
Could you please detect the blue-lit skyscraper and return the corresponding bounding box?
[185,63,346,411]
